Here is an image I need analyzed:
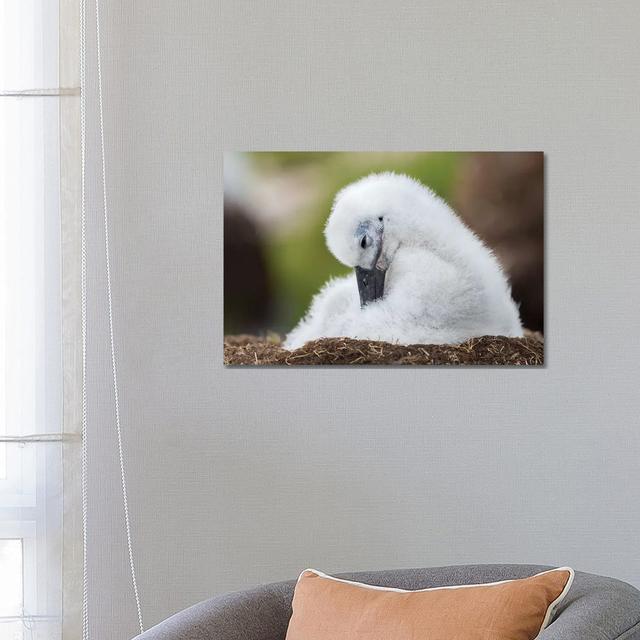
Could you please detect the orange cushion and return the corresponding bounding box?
[285,567,574,640]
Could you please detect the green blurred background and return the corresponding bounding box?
[224,152,544,337]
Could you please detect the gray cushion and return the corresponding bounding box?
[134,564,640,640]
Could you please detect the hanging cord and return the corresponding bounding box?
[94,0,145,633]
[79,0,89,637]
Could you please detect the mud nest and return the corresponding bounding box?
[224,333,543,366]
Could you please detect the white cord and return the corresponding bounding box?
[79,0,89,637]
[94,0,144,633]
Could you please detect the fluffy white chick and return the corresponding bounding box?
[284,172,523,349]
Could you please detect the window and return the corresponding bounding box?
[1,2,79,639]
[0,102,64,636]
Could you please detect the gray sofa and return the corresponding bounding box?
[135,564,640,639]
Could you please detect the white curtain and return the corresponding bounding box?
[0,1,82,638]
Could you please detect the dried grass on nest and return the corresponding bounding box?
[224,332,544,366]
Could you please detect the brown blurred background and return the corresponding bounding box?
[224,152,544,336]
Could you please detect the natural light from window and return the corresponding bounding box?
[1,2,65,639]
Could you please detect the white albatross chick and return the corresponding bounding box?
[284,172,523,349]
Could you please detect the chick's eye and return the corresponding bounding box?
[360,234,372,249]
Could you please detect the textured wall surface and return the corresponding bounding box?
[83,2,640,638]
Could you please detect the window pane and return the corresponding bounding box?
[0,443,62,639]
[0,1,59,92]
[0,621,23,640]
[0,445,6,481]
[0,620,59,640]
[0,539,23,617]
[0,95,62,439]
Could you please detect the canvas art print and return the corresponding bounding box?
[224,152,543,366]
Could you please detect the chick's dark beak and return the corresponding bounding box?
[355,265,386,307]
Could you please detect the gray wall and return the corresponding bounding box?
[84,2,640,638]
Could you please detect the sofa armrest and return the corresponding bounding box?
[539,574,640,640]
[134,581,294,640]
